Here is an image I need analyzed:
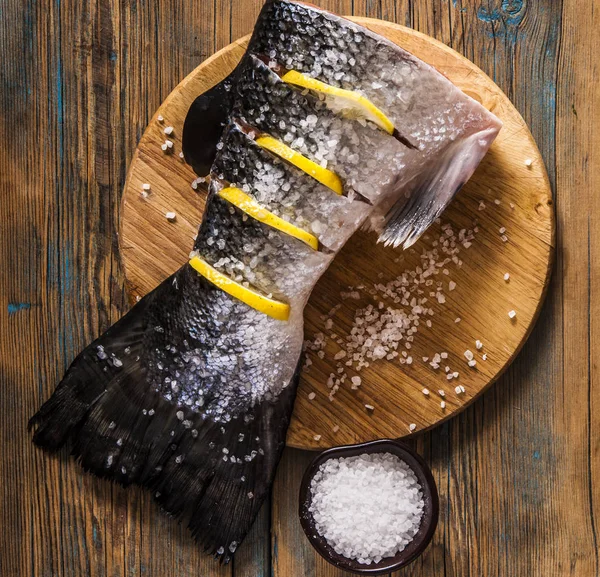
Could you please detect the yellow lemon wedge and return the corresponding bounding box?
[282,70,395,135]
[255,135,343,195]
[218,187,319,250]
[189,255,290,321]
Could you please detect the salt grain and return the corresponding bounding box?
[364,404,375,412]
[308,452,424,564]
[142,183,151,191]
[504,273,510,281]
[524,158,533,167]
[508,310,517,319]
[157,115,164,122]
[164,126,174,135]
[476,340,483,350]
[409,423,416,432]
[308,392,316,401]
[165,211,176,222]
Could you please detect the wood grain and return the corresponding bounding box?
[1,1,598,577]
[120,19,554,451]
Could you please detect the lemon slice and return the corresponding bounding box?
[218,187,319,250]
[255,135,343,195]
[189,255,290,321]
[282,70,395,135]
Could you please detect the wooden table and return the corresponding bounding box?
[1,1,597,576]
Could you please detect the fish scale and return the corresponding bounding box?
[211,124,369,251]
[194,189,330,302]
[233,55,408,202]
[30,0,501,562]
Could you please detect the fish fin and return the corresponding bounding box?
[378,126,500,249]
[29,266,300,561]
[28,285,159,450]
[182,67,241,176]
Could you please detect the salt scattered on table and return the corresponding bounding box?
[308,452,425,565]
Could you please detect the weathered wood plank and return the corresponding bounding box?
[555,0,600,575]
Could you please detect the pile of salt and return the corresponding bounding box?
[308,452,424,565]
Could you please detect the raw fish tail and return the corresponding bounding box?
[29,266,299,562]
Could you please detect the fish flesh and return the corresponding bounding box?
[29,0,501,562]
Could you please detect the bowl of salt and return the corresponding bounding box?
[299,439,439,575]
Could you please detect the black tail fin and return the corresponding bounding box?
[28,283,158,450]
[29,266,299,562]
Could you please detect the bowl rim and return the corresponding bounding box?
[298,438,440,575]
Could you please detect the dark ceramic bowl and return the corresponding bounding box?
[298,439,439,575]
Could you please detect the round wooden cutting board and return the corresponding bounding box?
[120,18,554,450]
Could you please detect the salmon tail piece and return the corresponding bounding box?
[378,126,501,249]
[29,266,300,562]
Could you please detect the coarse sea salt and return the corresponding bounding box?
[308,453,424,565]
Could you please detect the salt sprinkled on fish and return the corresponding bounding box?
[29,0,500,563]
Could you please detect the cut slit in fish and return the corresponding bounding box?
[30,0,501,564]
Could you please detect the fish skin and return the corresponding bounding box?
[185,0,502,246]
[30,0,501,562]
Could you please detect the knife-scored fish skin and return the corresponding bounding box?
[30,0,501,563]
[211,123,370,252]
[233,55,409,203]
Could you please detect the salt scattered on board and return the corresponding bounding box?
[308,452,425,565]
